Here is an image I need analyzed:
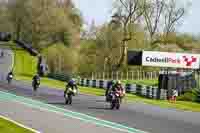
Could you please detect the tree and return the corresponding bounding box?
[143,0,164,45]
[0,0,82,75]
[143,0,187,46]
[95,24,122,72]
[111,0,145,70]
[2,0,29,40]
[0,2,11,32]
[0,0,82,51]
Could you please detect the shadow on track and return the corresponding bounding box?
[87,107,111,110]
[48,102,66,105]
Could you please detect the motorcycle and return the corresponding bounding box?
[64,87,77,105]
[110,91,121,110]
[32,79,40,92]
[7,74,13,84]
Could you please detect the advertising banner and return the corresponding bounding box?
[142,51,200,69]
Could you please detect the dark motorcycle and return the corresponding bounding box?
[110,91,121,110]
[32,79,40,92]
[7,74,13,84]
[64,87,77,105]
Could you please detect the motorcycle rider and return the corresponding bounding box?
[105,80,116,102]
[32,74,40,92]
[7,71,13,84]
[111,80,125,103]
[64,78,78,105]
[64,78,78,97]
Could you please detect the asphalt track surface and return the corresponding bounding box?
[0,81,200,133]
[0,100,129,133]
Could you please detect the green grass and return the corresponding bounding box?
[122,79,158,86]
[13,50,37,77]
[15,75,105,96]
[0,117,34,133]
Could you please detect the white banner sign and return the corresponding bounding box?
[142,51,200,69]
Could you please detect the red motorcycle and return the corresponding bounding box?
[110,90,122,110]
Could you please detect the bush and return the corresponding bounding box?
[177,89,199,102]
[196,89,200,103]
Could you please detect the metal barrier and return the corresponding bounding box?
[47,73,71,82]
[78,78,167,100]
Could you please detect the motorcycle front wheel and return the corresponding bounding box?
[116,101,120,110]
[33,85,38,92]
[8,79,11,84]
[110,101,115,110]
[67,94,72,105]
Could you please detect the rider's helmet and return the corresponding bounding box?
[69,78,76,86]
[116,80,121,85]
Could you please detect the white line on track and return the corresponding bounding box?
[0,115,41,133]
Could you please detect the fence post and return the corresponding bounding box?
[117,71,119,80]
[132,71,134,80]
[111,71,113,79]
[127,71,129,80]
[103,72,105,80]
[121,72,123,80]
[150,72,152,80]
[58,55,61,73]
[143,71,145,80]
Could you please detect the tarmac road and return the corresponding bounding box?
[0,81,200,133]
[0,100,134,133]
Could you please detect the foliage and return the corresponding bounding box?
[195,89,200,103]
[177,89,199,102]
[1,0,199,76]
[0,0,82,51]
[77,39,98,75]
[43,44,79,74]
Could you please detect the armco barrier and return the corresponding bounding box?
[86,79,90,87]
[48,73,71,81]
[78,79,167,100]
[146,86,150,98]
[92,80,96,88]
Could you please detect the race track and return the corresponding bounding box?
[0,81,200,133]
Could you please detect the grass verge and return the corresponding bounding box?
[122,79,158,86]
[0,116,34,133]
[13,50,37,77]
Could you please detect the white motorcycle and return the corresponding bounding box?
[64,87,77,105]
[7,74,13,84]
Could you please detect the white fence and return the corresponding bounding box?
[89,71,160,80]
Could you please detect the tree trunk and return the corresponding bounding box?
[16,22,21,40]
[115,40,128,70]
